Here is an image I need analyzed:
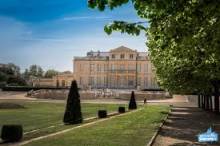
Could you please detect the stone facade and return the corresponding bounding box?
[74,46,158,90]
[32,73,74,87]
[53,73,74,87]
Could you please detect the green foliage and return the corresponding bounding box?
[63,80,83,124]
[88,0,220,94]
[0,63,26,86]
[129,91,137,110]
[44,69,59,78]
[28,65,44,77]
[104,21,147,35]
[7,76,27,86]
[0,72,8,82]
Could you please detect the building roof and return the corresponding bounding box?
[110,46,137,53]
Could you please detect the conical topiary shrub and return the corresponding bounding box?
[63,80,83,124]
[129,91,137,110]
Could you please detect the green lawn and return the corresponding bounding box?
[25,105,169,146]
[0,101,126,132]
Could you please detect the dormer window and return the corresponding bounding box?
[130,54,134,59]
[120,54,125,59]
[112,54,115,59]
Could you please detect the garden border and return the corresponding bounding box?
[146,105,172,146]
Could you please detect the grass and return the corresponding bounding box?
[0,100,128,142]
[24,105,169,146]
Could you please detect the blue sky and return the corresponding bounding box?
[0,0,147,72]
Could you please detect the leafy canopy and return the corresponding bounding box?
[88,0,220,94]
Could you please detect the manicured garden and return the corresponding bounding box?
[0,100,127,141]
[24,105,169,146]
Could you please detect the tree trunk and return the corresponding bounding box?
[198,94,201,108]
[206,95,210,110]
[202,95,205,109]
[214,83,219,113]
[210,96,213,111]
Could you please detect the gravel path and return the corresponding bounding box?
[153,100,220,146]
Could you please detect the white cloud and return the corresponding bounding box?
[62,16,112,21]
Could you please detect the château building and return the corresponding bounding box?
[32,46,158,90]
[73,46,158,90]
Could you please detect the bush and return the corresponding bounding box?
[129,91,137,110]
[63,80,83,124]
[7,76,27,86]
[0,103,25,109]
[1,125,23,142]
[118,107,126,113]
[98,110,107,118]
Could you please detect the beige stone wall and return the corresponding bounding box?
[32,78,55,87]
[29,89,167,100]
[33,73,74,88]
[52,73,74,87]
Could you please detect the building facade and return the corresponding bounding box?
[32,73,74,87]
[74,46,158,90]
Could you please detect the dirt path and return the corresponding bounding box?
[153,102,220,146]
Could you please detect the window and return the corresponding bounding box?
[112,54,115,59]
[137,64,141,72]
[97,64,101,72]
[128,76,134,86]
[137,77,141,86]
[89,77,94,86]
[90,64,95,72]
[128,65,135,70]
[111,64,115,71]
[79,64,82,71]
[130,54,134,59]
[120,64,125,70]
[80,77,83,85]
[144,77,148,88]
[144,64,148,73]
[62,80,65,87]
[120,54,125,59]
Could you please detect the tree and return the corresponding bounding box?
[0,72,8,82]
[22,69,29,80]
[63,80,83,124]
[7,76,27,86]
[88,0,220,112]
[28,65,44,78]
[7,63,20,76]
[44,69,59,78]
[0,63,26,86]
[37,66,44,77]
[29,65,38,77]
[129,91,137,110]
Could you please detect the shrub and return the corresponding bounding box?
[98,110,107,118]
[1,125,23,142]
[129,91,137,110]
[63,80,83,124]
[118,107,126,113]
[0,103,25,109]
